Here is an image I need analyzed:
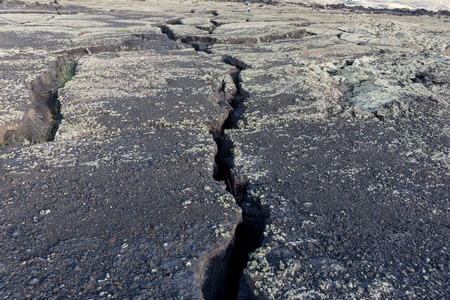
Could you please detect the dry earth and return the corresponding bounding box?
[0,0,449,299]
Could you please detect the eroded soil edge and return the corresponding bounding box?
[0,36,162,149]
[0,56,74,147]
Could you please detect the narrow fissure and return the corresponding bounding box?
[140,26,265,297]
[211,65,244,189]
[202,55,268,299]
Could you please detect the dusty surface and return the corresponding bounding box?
[0,0,449,299]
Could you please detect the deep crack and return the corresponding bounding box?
[202,55,267,299]
[0,56,75,148]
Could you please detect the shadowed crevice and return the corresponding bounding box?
[0,56,76,147]
[200,55,268,299]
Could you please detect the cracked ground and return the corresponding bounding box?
[0,0,449,299]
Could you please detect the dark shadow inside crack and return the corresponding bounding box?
[225,191,268,299]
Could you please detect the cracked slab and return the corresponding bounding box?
[0,127,241,299]
[56,48,236,140]
[0,2,245,298]
[203,2,448,298]
[229,117,449,298]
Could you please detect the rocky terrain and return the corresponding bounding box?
[291,0,450,12]
[0,0,449,299]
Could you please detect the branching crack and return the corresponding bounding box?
[158,19,315,54]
